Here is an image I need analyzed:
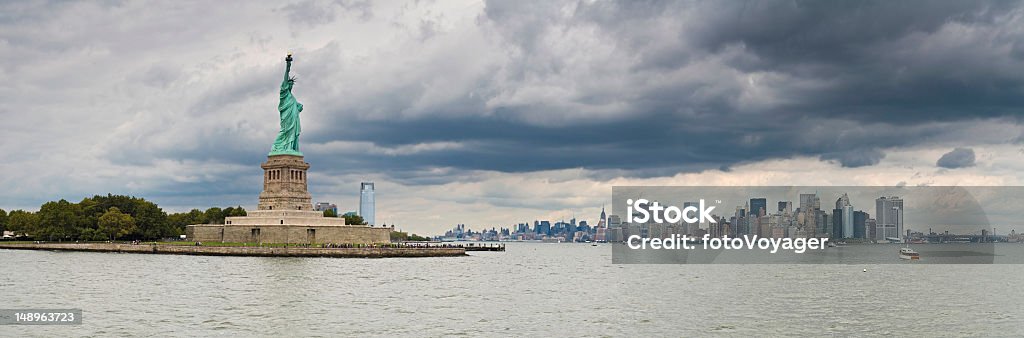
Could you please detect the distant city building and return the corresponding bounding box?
[817,209,830,237]
[684,201,699,231]
[750,198,767,218]
[607,215,622,227]
[834,193,854,239]
[595,227,607,242]
[799,193,820,212]
[360,182,375,225]
[798,193,821,237]
[875,196,904,240]
[536,221,551,236]
[599,206,607,227]
[854,210,869,239]
[832,208,843,239]
[778,201,792,214]
[314,202,337,214]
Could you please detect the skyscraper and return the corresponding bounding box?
[831,208,843,239]
[360,182,375,226]
[835,193,853,239]
[799,193,819,212]
[683,201,699,234]
[875,196,903,240]
[853,210,868,239]
[778,201,792,214]
[314,202,338,215]
[750,198,767,218]
[798,193,820,236]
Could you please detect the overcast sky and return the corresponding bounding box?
[2,0,1023,235]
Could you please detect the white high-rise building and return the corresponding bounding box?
[360,182,375,226]
[836,193,854,239]
[875,196,903,240]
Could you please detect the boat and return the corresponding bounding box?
[899,247,920,260]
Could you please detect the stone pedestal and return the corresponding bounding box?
[258,154,313,211]
[186,154,391,245]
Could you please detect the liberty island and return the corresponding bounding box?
[0,54,463,257]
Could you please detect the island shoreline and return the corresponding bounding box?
[0,243,466,258]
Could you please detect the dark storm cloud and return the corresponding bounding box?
[112,0,1024,183]
[821,149,886,168]
[937,147,977,168]
[302,110,990,184]
[5,0,1024,200]
[301,0,1021,178]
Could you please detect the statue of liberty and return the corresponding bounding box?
[270,53,303,156]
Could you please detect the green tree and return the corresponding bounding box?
[323,209,337,217]
[79,228,107,241]
[228,206,247,217]
[81,194,138,219]
[208,207,223,224]
[6,210,40,238]
[390,231,429,241]
[408,233,431,241]
[204,207,224,224]
[98,207,136,241]
[342,214,366,225]
[0,208,7,235]
[37,199,85,241]
[223,206,237,219]
[168,209,206,234]
[77,194,169,239]
[131,199,168,239]
[390,231,408,241]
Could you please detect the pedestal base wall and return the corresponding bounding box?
[187,224,390,244]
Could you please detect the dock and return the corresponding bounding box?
[460,243,506,252]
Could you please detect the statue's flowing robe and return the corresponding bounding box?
[271,62,303,154]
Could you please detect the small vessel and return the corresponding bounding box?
[899,247,920,260]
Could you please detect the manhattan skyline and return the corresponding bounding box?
[1,1,1023,235]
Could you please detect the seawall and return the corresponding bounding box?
[0,243,466,258]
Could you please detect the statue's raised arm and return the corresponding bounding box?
[283,53,293,84]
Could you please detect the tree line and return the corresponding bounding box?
[322,208,368,226]
[0,194,247,241]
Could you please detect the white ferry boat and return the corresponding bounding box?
[899,247,920,260]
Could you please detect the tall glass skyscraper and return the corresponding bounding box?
[835,193,854,239]
[875,196,903,240]
[360,182,375,225]
[749,198,767,217]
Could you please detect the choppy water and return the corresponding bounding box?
[1,243,1023,336]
